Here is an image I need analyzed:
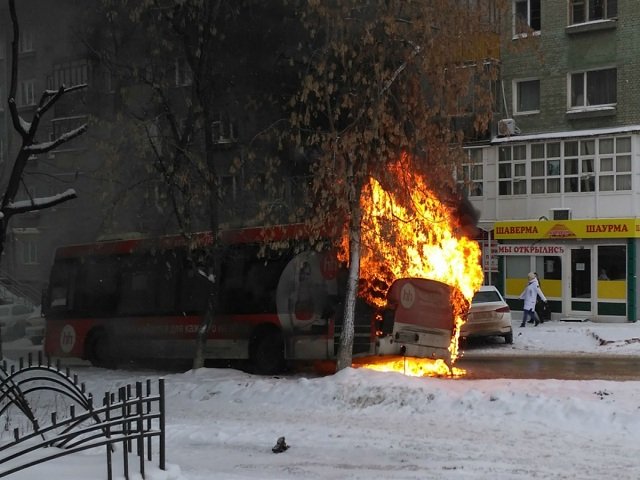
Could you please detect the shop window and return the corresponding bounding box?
[597,245,625,281]
[499,145,527,196]
[569,68,616,109]
[514,0,541,36]
[506,256,530,278]
[460,148,483,197]
[504,256,530,297]
[569,0,617,25]
[534,256,562,298]
[514,79,540,114]
[535,256,562,281]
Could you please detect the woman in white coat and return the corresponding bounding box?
[519,272,547,327]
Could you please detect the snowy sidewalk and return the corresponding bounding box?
[466,319,640,357]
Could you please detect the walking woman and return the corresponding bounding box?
[519,272,547,327]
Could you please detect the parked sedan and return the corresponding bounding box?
[460,286,513,345]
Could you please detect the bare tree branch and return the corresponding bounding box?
[24,124,88,154]
[39,84,87,116]
[4,189,77,217]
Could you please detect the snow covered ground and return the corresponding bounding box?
[3,319,640,479]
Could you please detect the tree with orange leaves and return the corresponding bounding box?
[288,0,503,371]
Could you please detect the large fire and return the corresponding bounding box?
[343,153,484,377]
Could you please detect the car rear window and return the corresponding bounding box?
[472,290,502,304]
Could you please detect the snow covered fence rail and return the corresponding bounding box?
[0,353,165,479]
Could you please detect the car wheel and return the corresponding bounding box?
[86,330,116,368]
[504,331,513,344]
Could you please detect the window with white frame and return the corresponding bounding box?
[18,80,36,106]
[599,136,631,191]
[18,28,34,53]
[219,174,238,201]
[500,136,631,197]
[569,68,616,109]
[175,58,192,86]
[460,148,484,197]
[20,236,38,265]
[569,0,617,25]
[515,79,540,114]
[499,144,527,195]
[49,60,89,89]
[562,140,596,193]
[531,142,560,194]
[514,0,541,35]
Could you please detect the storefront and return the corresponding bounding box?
[494,218,638,323]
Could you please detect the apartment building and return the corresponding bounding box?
[467,0,640,322]
[0,1,305,298]
[0,1,104,299]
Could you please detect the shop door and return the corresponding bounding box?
[569,248,592,317]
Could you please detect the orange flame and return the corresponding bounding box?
[353,356,466,378]
[342,153,484,376]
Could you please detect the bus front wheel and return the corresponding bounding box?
[86,330,116,368]
[251,332,285,375]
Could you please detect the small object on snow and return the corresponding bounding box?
[272,436,289,453]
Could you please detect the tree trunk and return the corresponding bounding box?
[336,176,363,372]
[193,293,215,369]
[192,105,220,370]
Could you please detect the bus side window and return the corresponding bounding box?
[218,248,246,314]
[243,254,289,314]
[48,260,78,313]
[118,263,154,315]
[76,257,119,316]
[155,251,179,313]
[117,252,179,315]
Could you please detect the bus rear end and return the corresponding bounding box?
[375,278,455,363]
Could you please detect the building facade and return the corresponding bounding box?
[467,0,640,322]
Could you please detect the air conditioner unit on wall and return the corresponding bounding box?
[551,208,571,221]
[497,118,519,137]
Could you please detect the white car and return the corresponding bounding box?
[24,308,45,345]
[460,286,513,345]
[0,303,38,341]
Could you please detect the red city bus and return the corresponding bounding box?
[43,224,457,372]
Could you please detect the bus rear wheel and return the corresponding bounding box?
[251,332,285,375]
[86,330,116,368]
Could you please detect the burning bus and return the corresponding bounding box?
[43,153,483,376]
[42,226,461,373]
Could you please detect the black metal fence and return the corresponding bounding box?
[0,352,165,479]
